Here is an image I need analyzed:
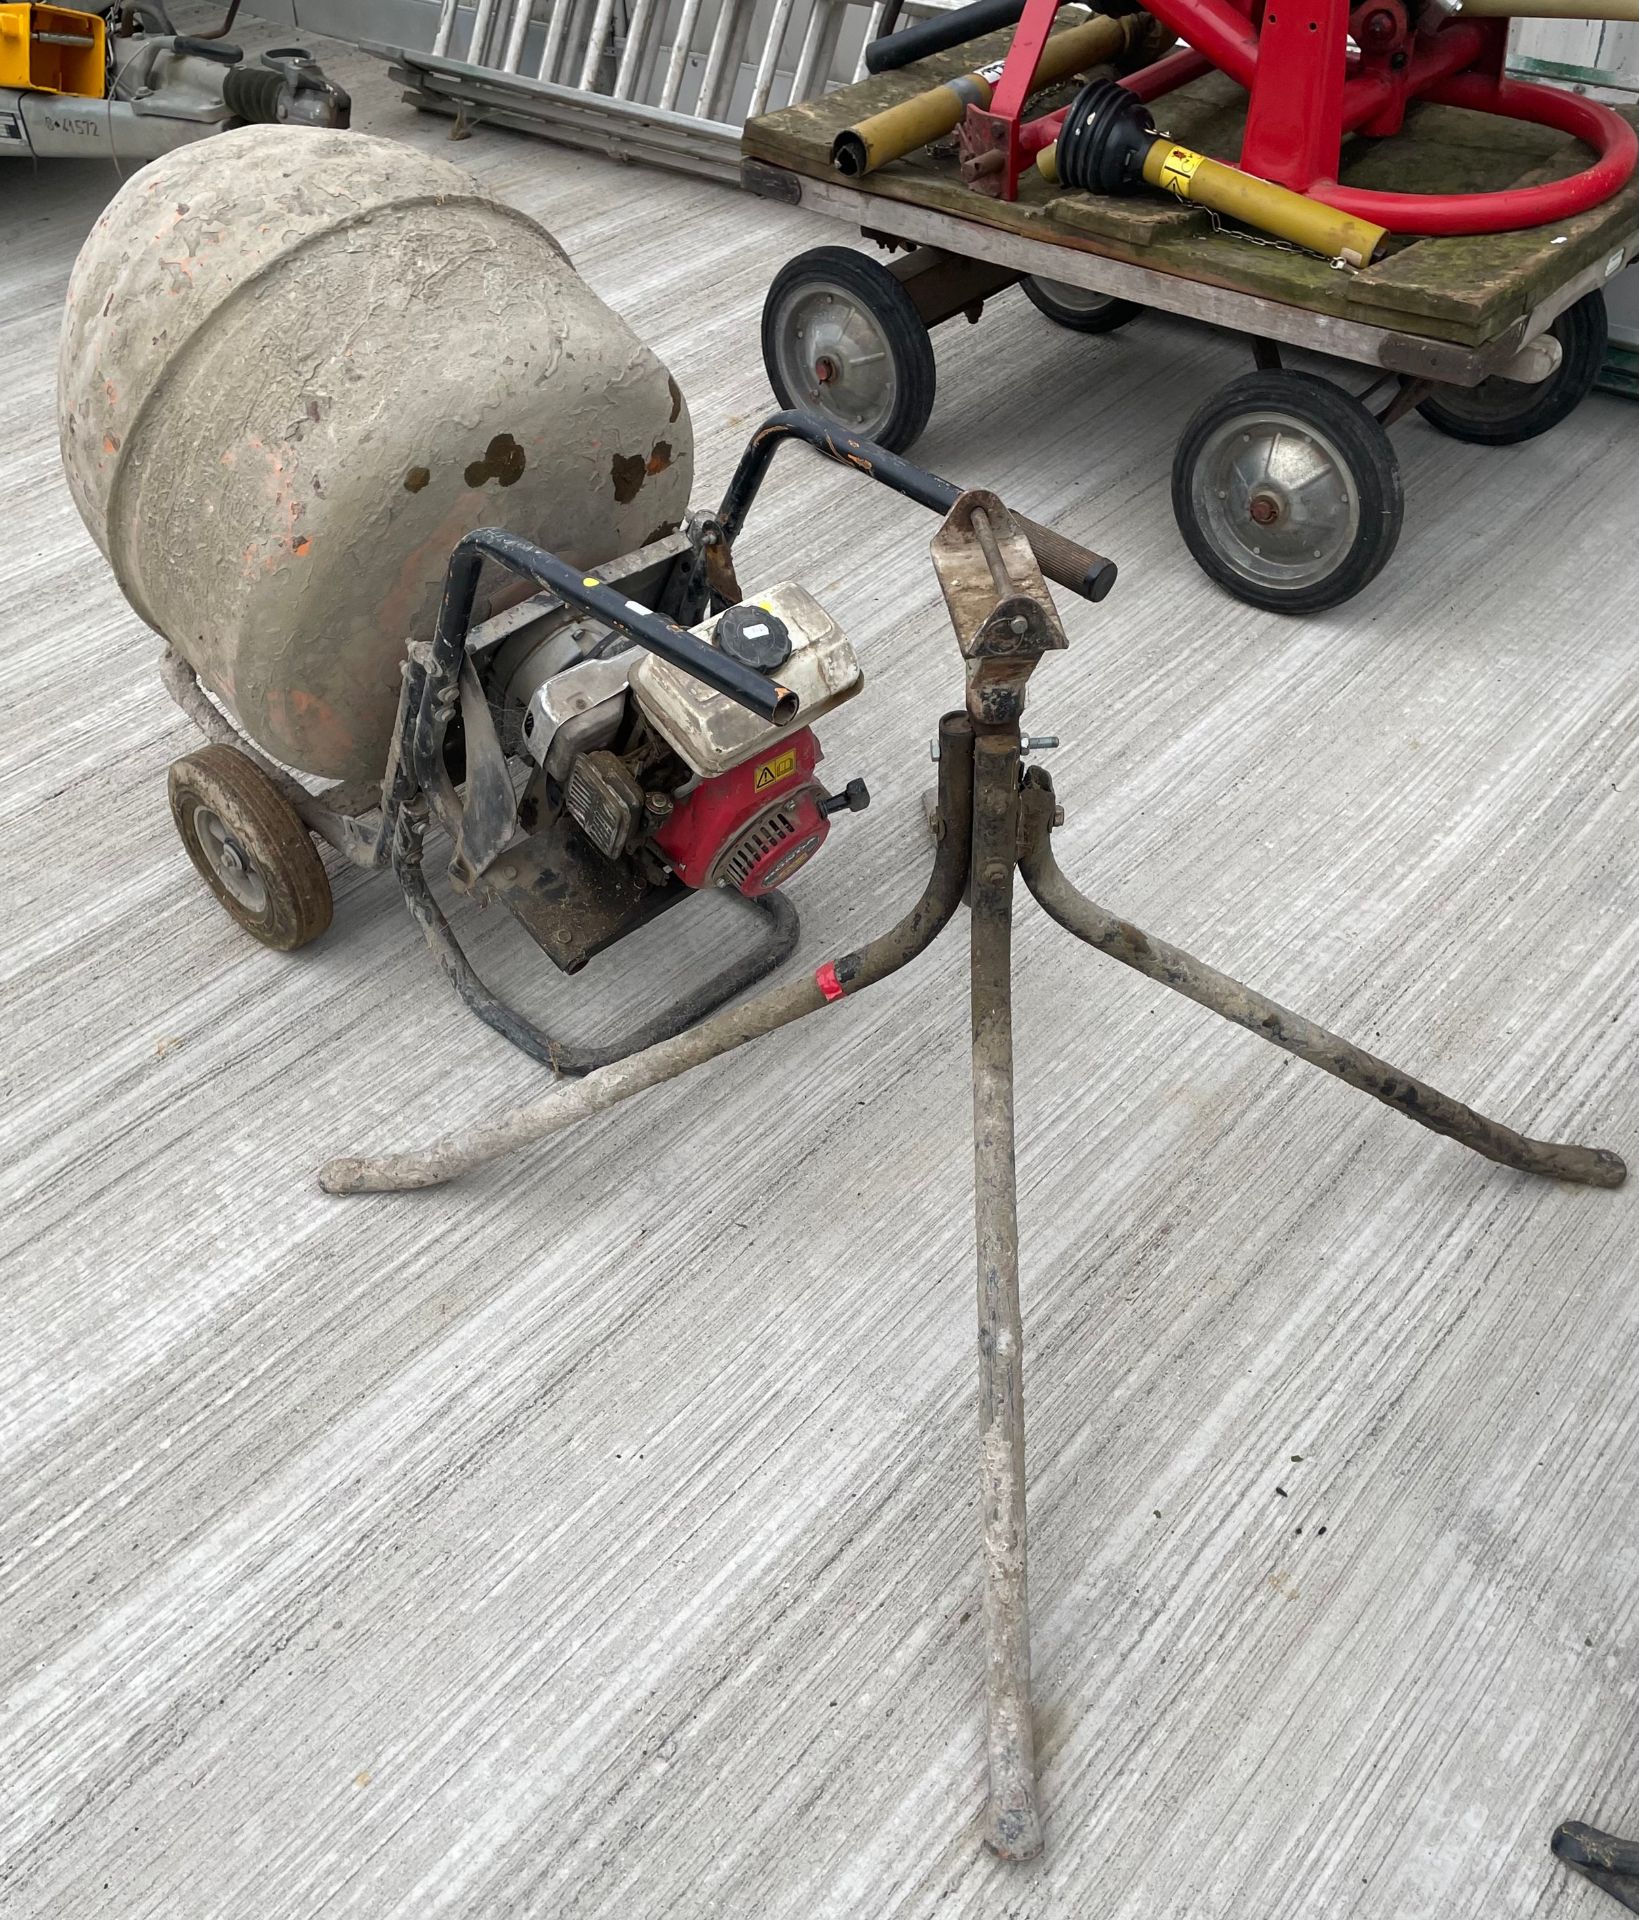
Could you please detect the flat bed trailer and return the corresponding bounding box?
[743,41,1639,608]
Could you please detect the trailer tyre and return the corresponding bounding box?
[762,245,936,453]
[1172,370,1403,613]
[1417,290,1608,445]
[1019,276,1141,334]
[168,744,333,951]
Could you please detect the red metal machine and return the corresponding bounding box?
[964,0,1637,232]
[653,726,843,896]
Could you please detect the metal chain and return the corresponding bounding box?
[1199,204,1353,272]
[1151,138,1355,272]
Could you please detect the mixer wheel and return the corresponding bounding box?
[1019,276,1141,335]
[1172,370,1403,614]
[1418,290,1608,446]
[168,745,333,952]
[762,245,936,453]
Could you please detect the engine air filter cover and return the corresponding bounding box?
[564,750,646,860]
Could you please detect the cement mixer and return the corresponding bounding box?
[60,127,1114,1073]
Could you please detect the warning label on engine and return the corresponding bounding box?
[754,749,798,791]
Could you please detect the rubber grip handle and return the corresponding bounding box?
[1014,514,1118,602]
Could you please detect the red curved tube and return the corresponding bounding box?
[1312,78,1637,233]
[1023,0,1635,238]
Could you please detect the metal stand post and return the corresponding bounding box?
[1553,1822,1639,1913]
[969,730,1039,1860]
[319,492,1624,1859]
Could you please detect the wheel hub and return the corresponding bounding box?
[194,803,268,915]
[1195,411,1361,588]
[773,281,899,439]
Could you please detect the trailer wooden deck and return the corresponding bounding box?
[743,30,1639,352]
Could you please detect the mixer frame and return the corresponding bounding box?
[160,411,1115,1078]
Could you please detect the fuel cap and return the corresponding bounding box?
[714,602,792,673]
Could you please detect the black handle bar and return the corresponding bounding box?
[718,410,1117,604]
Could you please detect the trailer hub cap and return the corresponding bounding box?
[771,282,898,439]
[1195,411,1360,589]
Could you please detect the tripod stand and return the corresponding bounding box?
[321,490,1624,1860]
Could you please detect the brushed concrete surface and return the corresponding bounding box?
[2,23,1636,1918]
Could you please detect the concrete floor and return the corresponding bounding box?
[3,24,1638,1919]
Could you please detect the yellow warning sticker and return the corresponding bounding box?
[753,749,798,792]
[1158,146,1201,199]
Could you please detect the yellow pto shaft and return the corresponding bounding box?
[832,10,1141,177]
[1038,80,1388,268]
[1139,141,1388,268]
[1455,0,1639,16]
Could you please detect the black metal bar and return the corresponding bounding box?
[193,0,242,38]
[393,817,802,1078]
[717,410,1118,603]
[1553,1823,1639,1913]
[413,528,797,790]
[865,0,1027,71]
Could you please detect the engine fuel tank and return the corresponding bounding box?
[59,125,694,783]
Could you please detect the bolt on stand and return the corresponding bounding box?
[321,492,1625,1859]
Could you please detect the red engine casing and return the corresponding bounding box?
[654,727,830,897]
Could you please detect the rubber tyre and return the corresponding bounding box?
[168,744,333,951]
[761,244,937,453]
[1171,369,1403,615]
[1019,275,1142,334]
[1418,291,1608,446]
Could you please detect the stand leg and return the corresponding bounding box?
[318,716,976,1193]
[1553,1822,1639,1913]
[1017,775,1624,1188]
[969,730,1042,1861]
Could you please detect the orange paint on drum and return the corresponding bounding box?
[57,126,695,784]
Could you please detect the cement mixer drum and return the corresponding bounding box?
[59,126,694,783]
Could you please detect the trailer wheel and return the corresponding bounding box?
[168,744,333,951]
[762,245,936,452]
[1172,370,1403,613]
[1418,291,1608,446]
[1019,276,1141,334]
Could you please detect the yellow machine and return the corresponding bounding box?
[0,0,347,161]
[0,3,105,95]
